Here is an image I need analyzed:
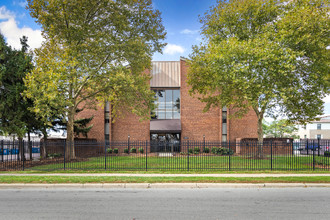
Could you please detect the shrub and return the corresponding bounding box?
[138,147,144,153]
[188,148,193,154]
[124,148,129,154]
[113,148,119,154]
[106,148,112,154]
[130,148,137,153]
[47,153,62,158]
[204,147,210,153]
[222,148,234,155]
[194,147,200,154]
[211,147,218,154]
[325,151,330,157]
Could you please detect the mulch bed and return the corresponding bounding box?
[0,157,89,171]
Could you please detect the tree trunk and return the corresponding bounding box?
[18,137,25,162]
[40,129,47,158]
[66,106,75,160]
[257,115,264,159]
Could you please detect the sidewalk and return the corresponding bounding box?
[1,173,330,177]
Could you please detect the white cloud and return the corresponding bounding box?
[323,95,330,103]
[180,29,199,35]
[163,44,185,55]
[13,1,27,8]
[0,6,43,50]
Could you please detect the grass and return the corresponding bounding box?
[0,176,329,184]
[24,154,330,172]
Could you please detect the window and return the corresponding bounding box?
[304,135,307,139]
[317,134,321,139]
[317,124,321,130]
[222,107,227,141]
[151,89,180,120]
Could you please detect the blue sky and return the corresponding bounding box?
[0,0,329,115]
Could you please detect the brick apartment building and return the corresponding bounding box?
[78,58,258,144]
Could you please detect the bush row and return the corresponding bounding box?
[106,147,234,155]
[106,147,144,154]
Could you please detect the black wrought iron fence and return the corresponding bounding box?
[1,139,329,171]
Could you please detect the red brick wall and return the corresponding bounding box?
[76,104,105,142]
[180,60,221,141]
[77,60,258,142]
[111,110,150,141]
[180,59,258,141]
[229,108,258,141]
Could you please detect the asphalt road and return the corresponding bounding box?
[0,187,329,220]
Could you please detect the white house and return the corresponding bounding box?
[296,115,330,139]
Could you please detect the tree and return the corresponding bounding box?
[187,0,329,157]
[24,0,166,160]
[0,33,40,160]
[54,108,94,138]
[263,119,299,139]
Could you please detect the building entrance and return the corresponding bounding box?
[150,133,181,152]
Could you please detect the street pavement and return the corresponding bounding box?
[0,187,329,220]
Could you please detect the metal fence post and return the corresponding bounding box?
[187,140,190,171]
[63,142,66,171]
[228,141,231,171]
[1,140,3,163]
[271,141,273,171]
[22,140,25,171]
[146,140,148,171]
[317,138,320,156]
[105,142,107,170]
[128,135,130,154]
[312,140,315,171]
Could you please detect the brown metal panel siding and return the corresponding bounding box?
[150,61,180,88]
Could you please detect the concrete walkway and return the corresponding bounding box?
[1,173,330,177]
[1,183,330,189]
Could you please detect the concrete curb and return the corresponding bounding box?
[1,183,330,189]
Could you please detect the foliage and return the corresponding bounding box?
[211,147,234,155]
[188,148,193,154]
[113,148,119,154]
[124,148,129,154]
[25,0,166,159]
[263,119,299,139]
[0,34,41,138]
[324,151,330,157]
[203,147,210,153]
[211,147,218,154]
[54,108,94,138]
[47,153,62,158]
[194,147,200,154]
[130,148,137,153]
[188,0,330,148]
[106,148,112,154]
[138,147,144,154]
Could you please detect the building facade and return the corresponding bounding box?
[296,115,330,139]
[78,59,258,144]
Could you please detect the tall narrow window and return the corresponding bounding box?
[152,89,180,120]
[222,107,227,142]
[317,124,321,130]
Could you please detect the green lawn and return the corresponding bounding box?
[0,176,329,184]
[26,154,330,171]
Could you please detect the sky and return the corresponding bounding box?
[0,0,329,116]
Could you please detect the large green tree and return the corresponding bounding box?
[24,0,166,159]
[188,0,329,157]
[0,33,40,160]
[263,119,299,139]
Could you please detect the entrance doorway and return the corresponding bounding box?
[150,133,181,152]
